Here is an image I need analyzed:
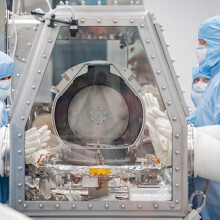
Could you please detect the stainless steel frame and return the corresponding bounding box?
[9,4,188,219]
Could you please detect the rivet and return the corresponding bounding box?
[17,74,20,77]
[48,39,52,43]
[175,183,179,188]
[170,204,175,209]
[154,204,158,209]
[18,199,22,204]
[18,150,22,154]
[21,117,24,120]
[113,19,118,23]
[175,150,180,155]
[151,55,155,59]
[26,101,30,105]
[72,204,76,209]
[138,204,142,209]
[121,204,125,209]
[32,85,36,89]
[80,18,85,23]
[173,117,177,121]
[37,70,41,74]
[105,204,109,209]
[175,200,179,204]
[167,101,171,105]
[18,183,22,187]
[43,54,47,59]
[140,23,145,28]
[146,39,150,43]
[27,43,31,46]
[175,134,180,138]
[39,204,43,208]
[156,70,161,74]
[88,204,93,209]
[18,134,22,137]
[23,204,27,208]
[175,167,180,171]
[97,19,101,23]
[56,204,60,208]
[162,86,166,90]
[130,19,134,23]
[17,166,22,170]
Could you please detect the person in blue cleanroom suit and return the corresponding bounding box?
[0,52,14,204]
[187,15,220,220]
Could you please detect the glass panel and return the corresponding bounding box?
[25,26,172,202]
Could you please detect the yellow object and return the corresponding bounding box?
[90,168,111,176]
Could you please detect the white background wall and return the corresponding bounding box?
[144,0,220,110]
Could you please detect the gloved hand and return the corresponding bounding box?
[25,125,51,164]
[143,92,172,166]
[143,92,172,140]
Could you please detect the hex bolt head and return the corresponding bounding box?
[156,70,161,74]
[173,117,177,121]
[175,134,180,138]
[175,150,180,155]
[17,166,22,170]
[175,167,180,171]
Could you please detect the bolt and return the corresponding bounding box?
[72,204,76,209]
[175,150,180,155]
[39,204,43,208]
[154,204,158,209]
[146,39,150,43]
[105,204,109,209]
[18,183,22,187]
[88,204,93,209]
[130,19,134,23]
[97,19,101,23]
[170,204,175,209]
[17,166,22,170]
[121,204,125,209]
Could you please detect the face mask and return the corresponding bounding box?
[196,46,208,64]
[0,79,11,100]
[191,81,208,106]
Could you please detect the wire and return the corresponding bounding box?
[45,0,52,11]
